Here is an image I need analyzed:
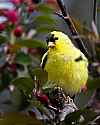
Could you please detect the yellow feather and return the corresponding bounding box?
[42,31,88,95]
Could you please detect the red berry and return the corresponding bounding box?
[27,6,34,13]
[36,94,49,104]
[0,23,5,32]
[4,10,18,24]
[27,5,37,13]
[13,26,23,37]
[11,0,21,5]
[9,64,17,73]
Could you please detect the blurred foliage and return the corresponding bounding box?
[0,112,43,125]
[63,108,97,125]
[17,38,47,48]
[16,52,32,65]
[11,77,34,95]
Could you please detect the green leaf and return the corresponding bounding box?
[36,26,56,33]
[16,52,32,65]
[64,109,83,125]
[30,98,46,114]
[37,3,53,14]
[0,112,43,125]
[64,108,97,125]
[74,90,93,108]
[0,69,14,91]
[11,77,34,95]
[17,39,47,48]
[0,35,7,44]
[11,88,24,110]
[79,109,97,125]
[6,23,15,33]
[34,15,56,25]
[32,67,48,84]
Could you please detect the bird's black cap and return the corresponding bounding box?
[46,33,58,44]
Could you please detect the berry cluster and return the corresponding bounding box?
[0,0,39,37]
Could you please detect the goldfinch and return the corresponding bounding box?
[41,31,88,95]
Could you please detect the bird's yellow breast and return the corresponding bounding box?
[45,52,88,95]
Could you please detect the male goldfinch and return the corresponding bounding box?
[41,31,88,95]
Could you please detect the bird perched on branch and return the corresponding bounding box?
[41,31,88,95]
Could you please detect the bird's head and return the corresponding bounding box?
[46,31,74,49]
[46,32,58,48]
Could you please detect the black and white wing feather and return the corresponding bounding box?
[40,51,48,69]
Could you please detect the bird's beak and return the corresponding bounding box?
[48,42,55,48]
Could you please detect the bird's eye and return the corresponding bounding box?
[46,34,58,44]
[75,55,83,62]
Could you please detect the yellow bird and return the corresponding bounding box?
[41,31,88,95]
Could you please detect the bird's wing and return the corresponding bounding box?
[74,55,84,62]
[40,51,48,69]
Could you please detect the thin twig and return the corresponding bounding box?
[92,0,99,39]
[93,0,97,24]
